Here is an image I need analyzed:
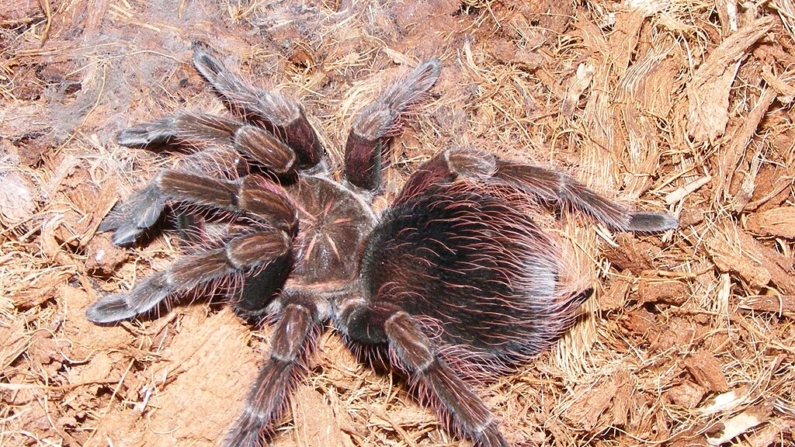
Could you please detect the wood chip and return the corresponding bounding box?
[735,231,795,294]
[622,307,658,336]
[604,233,663,274]
[666,380,708,409]
[665,174,712,205]
[760,65,795,103]
[291,386,350,447]
[637,275,689,306]
[685,350,729,392]
[12,270,68,309]
[714,89,776,202]
[746,206,795,238]
[563,378,619,431]
[705,234,771,290]
[742,417,795,447]
[738,295,795,314]
[610,370,633,426]
[0,170,38,224]
[600,271,632,311]
[561,62,594,117]
[699,386,751,416]
[686,16,774,143]
[705,400,773,445]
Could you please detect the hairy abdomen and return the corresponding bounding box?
[361,182,586,370]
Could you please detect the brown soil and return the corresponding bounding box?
[2,1,794,446]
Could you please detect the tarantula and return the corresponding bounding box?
[87,47,677,447]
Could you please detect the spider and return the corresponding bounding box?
[86,47,678,447]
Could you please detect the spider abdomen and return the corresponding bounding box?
[361,182,585,369]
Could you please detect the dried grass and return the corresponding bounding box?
[1,0,794,446]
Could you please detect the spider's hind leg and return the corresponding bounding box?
[398,148,679,233]
[224,290,326,447]
[338,300,508,447]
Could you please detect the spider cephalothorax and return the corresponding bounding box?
[87,47,677,447]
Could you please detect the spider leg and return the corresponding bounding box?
[344,58,441,191]
[155,171,298,232]
[99,180,166,246]
[100,146,248,245]
[115,113,241,148]
[398,148,678,233]
[102,169,298,246]
[339,300,507,447]
[89,173,298,321]
[107,109,301,246]
[117,112,298,175]
[224,291,324,447]
[85,229,291,323]
[192,47,324,168]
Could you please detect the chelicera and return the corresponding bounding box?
[87,47,677,447]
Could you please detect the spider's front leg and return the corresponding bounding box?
[118,48,329,174]
[100,146,252,246]
[192,48,324,168]
[344,58,442,191]
[398,148,679,233]
[101,158,297,247]
[116,112,298,176]
[104,47,327,246]
[338,299,508,447]
[86,174,297,322]
[106,118,303,245]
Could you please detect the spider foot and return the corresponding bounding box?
[85,293,139,323]
[99,182,165,246]
[627,211,680,233]
[116,116,179,147]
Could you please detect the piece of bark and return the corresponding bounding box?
[705,400,774,445]
[622,307,658,336]
[604,233,663,274]
[610,370,633,426]
[738,295,795,314]
[687,16,774,143]
[600,271,633,311]
[746,206,795,238]
[563,377,619,431]
[637,275,689,306]
[685,350,729,392]
[706,235,771,290]
[667,380,708,409]
[736,231,795,294]
[714,89,776,203]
